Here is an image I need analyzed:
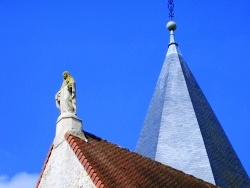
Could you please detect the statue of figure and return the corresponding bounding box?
[55,71,77,115]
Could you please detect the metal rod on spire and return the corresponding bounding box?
[168,0,174,20]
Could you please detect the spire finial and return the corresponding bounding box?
[168,0,174,20]
[167,0,177,31]
[166,0,178,50]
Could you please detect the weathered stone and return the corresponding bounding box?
[38,141,95,188]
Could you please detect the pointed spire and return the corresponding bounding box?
[135,2,250,187]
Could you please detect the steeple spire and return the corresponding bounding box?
[135,2,250,187]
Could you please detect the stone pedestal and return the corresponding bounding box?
[54,113,83,147]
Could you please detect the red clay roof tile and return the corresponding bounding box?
[65,131,218,188]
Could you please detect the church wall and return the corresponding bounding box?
[38,140,96,188]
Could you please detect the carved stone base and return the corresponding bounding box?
[54,113,85,147]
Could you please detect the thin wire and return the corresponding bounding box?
[168,0,174,20]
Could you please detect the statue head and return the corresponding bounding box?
[61,71,75,86]
[62,71,70,80]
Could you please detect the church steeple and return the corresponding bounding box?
[135,2,250,187]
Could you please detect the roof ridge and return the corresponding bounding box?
[65,132,218,188]
[65,132,105,188]
[36,130,218,187]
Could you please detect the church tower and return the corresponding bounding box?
[135,2,250,188]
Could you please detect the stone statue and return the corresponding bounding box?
[55,71,77,115]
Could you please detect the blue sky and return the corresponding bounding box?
[0,1,249,187]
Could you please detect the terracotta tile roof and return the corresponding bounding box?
[65,131,218,188]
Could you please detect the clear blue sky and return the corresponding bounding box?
[0,1,249,186]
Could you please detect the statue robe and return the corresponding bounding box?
[56,82,76,115]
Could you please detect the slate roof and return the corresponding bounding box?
[179,55,250,187]
[37,131,218,188]
[136,27,250,187]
